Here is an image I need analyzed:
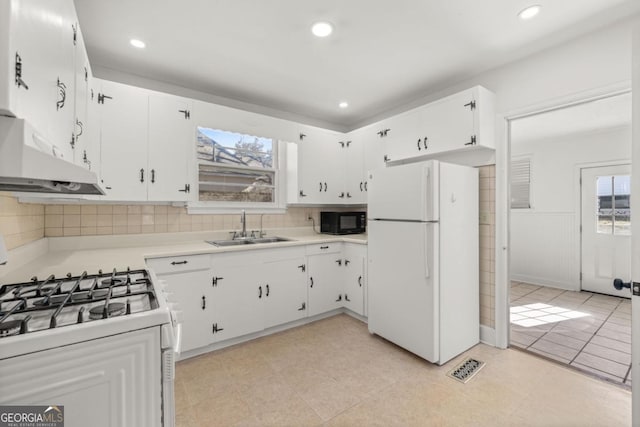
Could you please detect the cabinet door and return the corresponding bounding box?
[96,79,149,201]
[157,269,214,353]
[307,253,344,317]
[46,0,77,164]
[148,94,193,201]
[297,126,345,204]
[377,109,421,164]
[344,131,366,204]
[5,0,76,162]
[419,89,475,154]
[263,256,308,329]
[343,245,366,316]
[72,24,90,168]
[211,255,264,342]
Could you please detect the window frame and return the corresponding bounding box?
[187,127,288,214]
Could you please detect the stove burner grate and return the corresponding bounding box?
[89,302,126,320]
[100,278,125,287]
[0,319,22,337]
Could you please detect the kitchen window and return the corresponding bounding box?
[596,174,631,235]
[193,127,284,211]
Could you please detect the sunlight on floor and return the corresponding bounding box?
[510,303,590,327]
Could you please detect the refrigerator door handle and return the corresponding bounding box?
[423,225,430,278]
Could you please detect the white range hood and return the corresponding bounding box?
[0,116,104,195]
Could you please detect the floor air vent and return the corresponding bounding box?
[447,357,485,383]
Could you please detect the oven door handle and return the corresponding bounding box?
[173,322,182,357]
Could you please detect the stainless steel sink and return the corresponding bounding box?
[206,237,291,247]
[251,237,291,244]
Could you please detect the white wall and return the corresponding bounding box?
[510,126,631,290]
[357,16,637,127]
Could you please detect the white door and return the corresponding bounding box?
[262,257,307,328]
[158,270,213,353]
[630,25,639,424]
[420,89,475,154]
[307,253,343,317]
[97,79,149,200]
[343,245,365,316]
[344,131,366,204]
[210,255,264,342]
[581,164,631,296]
[148,94,192,201]
[368,161,437,221]
[367,220,437,362]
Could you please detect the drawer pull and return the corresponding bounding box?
[170,261,188,266]
[320,246,329,250]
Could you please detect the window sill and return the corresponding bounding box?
[186,202,287,215]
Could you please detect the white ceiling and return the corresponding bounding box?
[511,92,632,144]
[74,0,640,129]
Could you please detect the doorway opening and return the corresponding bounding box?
[508,92,632,386]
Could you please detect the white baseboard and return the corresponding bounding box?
[480,325,496,346]
[511,273,579,292]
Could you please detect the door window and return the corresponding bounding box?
[596,175,631,235]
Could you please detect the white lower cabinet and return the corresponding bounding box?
[343,243,367,316]
[210,252,264,342]
[147,243,367,355]
[262,252,308,329]
[307,243,344,317]
[146,254,213,353]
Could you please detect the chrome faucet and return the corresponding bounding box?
[240,209,247,238]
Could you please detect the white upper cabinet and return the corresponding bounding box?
[0,0,81,163]
[343,131,366,204]
[376,86,496,166]
[418,86,495,154]
[290,125,346,204]
[93,79,194,202]
[95,79,150,201]
[374,108,421,164]
[147,94,194,201]
[72,24,93,170]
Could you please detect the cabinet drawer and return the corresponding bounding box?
[306,242,342,256]
[146,254,210,275]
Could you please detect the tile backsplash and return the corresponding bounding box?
[43,205,326,237]
[0,193,45,250]
[1,165,496,328]
[478,165,496,329]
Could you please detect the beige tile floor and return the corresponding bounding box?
[510,281,632,386]
[175,314,631,426]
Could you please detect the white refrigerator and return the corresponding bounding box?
[367,160,479,365]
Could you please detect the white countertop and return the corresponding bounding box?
[0,228,367,284]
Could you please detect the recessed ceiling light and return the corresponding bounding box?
[339,101,349,109]
[130,39,146,49]
[518,5,541,20]
[311,22,333,37]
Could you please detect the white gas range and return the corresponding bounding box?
[0,267,181,427]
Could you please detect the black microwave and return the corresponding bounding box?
[320,211,366,235]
